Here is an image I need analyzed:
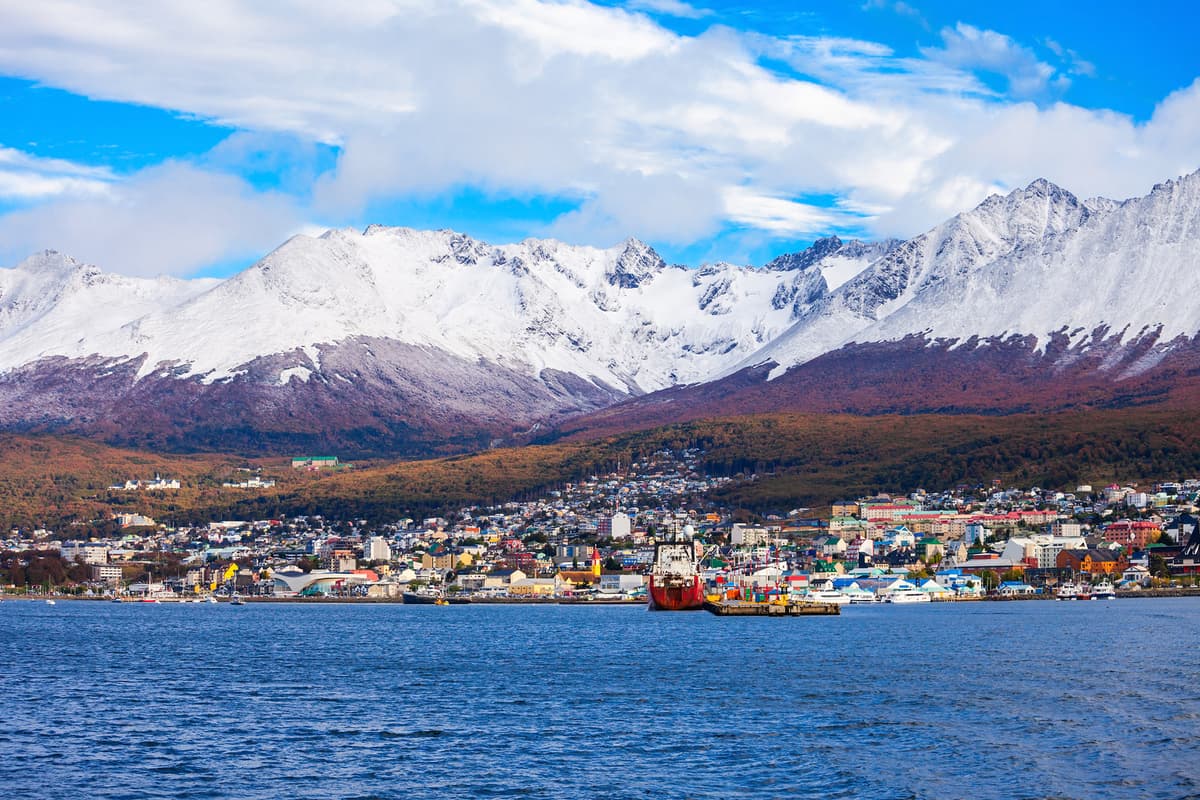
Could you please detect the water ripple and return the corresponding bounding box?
[1,600,1198,799]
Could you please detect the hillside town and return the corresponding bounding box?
[4,449,1200,603]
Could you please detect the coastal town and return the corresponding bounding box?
[3,448,1200,605]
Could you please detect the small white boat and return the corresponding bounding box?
[229,595,246,606]
[1091,581,1117,600]
[885,589,931,604]
[1056,582,1079,600]
[45,599,56,606]
[206,596,218,604]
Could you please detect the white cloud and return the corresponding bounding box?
[0,162,305,276]
[627,0,713,19]
[922,23,1060,98]
[862,0,928,28]
[0,146,114,200]
[722,187,852,234]
[0,1,1195,273]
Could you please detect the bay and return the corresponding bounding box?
[1,599,1197,799]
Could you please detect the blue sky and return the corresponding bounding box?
[0,0,1196,277]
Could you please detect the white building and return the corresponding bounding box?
[598,573,644,593]
[730,524,771,546]
[1001,535,1087,569]
[91,564,123,586]
[607,512,632,540]
[61,541,110,565]
[364,536,391,562]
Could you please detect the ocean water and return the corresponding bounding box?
[1,599,1197,800]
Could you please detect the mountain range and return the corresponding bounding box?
[2,169,1199,455]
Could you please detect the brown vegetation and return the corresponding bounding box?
[4,407,1200,529]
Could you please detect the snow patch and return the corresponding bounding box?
[277,366,313,385]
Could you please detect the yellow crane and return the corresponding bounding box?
[210,563,240,592]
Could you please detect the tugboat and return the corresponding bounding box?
[648,526,705,611]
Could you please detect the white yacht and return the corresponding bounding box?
[885,589,931,604]
[806,589,851,605]
[1056,582,1079,600]
[1091,581,1117,600]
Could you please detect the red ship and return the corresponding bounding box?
[648,537,705,611]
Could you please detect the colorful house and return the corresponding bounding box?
[1056,548,1127,576]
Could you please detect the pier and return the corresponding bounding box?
[703,599,840,616]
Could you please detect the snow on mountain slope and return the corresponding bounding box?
[0,251,219,361]
[863,172,1200,355]
[738,178,1102,378]
[0,229,885,396]
[763,236,900,292]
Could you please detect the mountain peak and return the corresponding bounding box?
[1023,177,1063,194]
[766,236,845,272]
[14,250,84,275]
[609,238,666,288]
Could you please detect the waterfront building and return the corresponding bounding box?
[508,577,559,596]
[1056,548,1127,577]
[270,567,371,596]
[598,573,644,593]
[91,564,123,586]
[1174,520,1200,575]
[1121,565,1151,586]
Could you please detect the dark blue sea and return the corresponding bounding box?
[2,599,1198,800]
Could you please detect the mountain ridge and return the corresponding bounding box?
[2,169,1199,456]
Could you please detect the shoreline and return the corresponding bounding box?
[5,588,1200,604]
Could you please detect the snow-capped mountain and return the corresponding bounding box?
[735,178,1097,378]
[561,170,1200,438]
[0,229,887,391]
[0,251,219,359]
[0,228,889,454]
[736,172,1200,378]
[4,168,1199,454]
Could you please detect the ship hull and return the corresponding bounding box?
[648,575,705,611]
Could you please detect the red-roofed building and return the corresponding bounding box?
[1102,520,1160,550]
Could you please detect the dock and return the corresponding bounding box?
[703,599,840,616]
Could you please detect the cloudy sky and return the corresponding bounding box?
[0,0,1197,277]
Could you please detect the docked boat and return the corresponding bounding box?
[847,591,878,604]
[1092,581,1117,600]
[1056,582,1079,600]
[806,589,851,605]
[648,533,705,611]
[885,589,931,604]
[402,591,470,605]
